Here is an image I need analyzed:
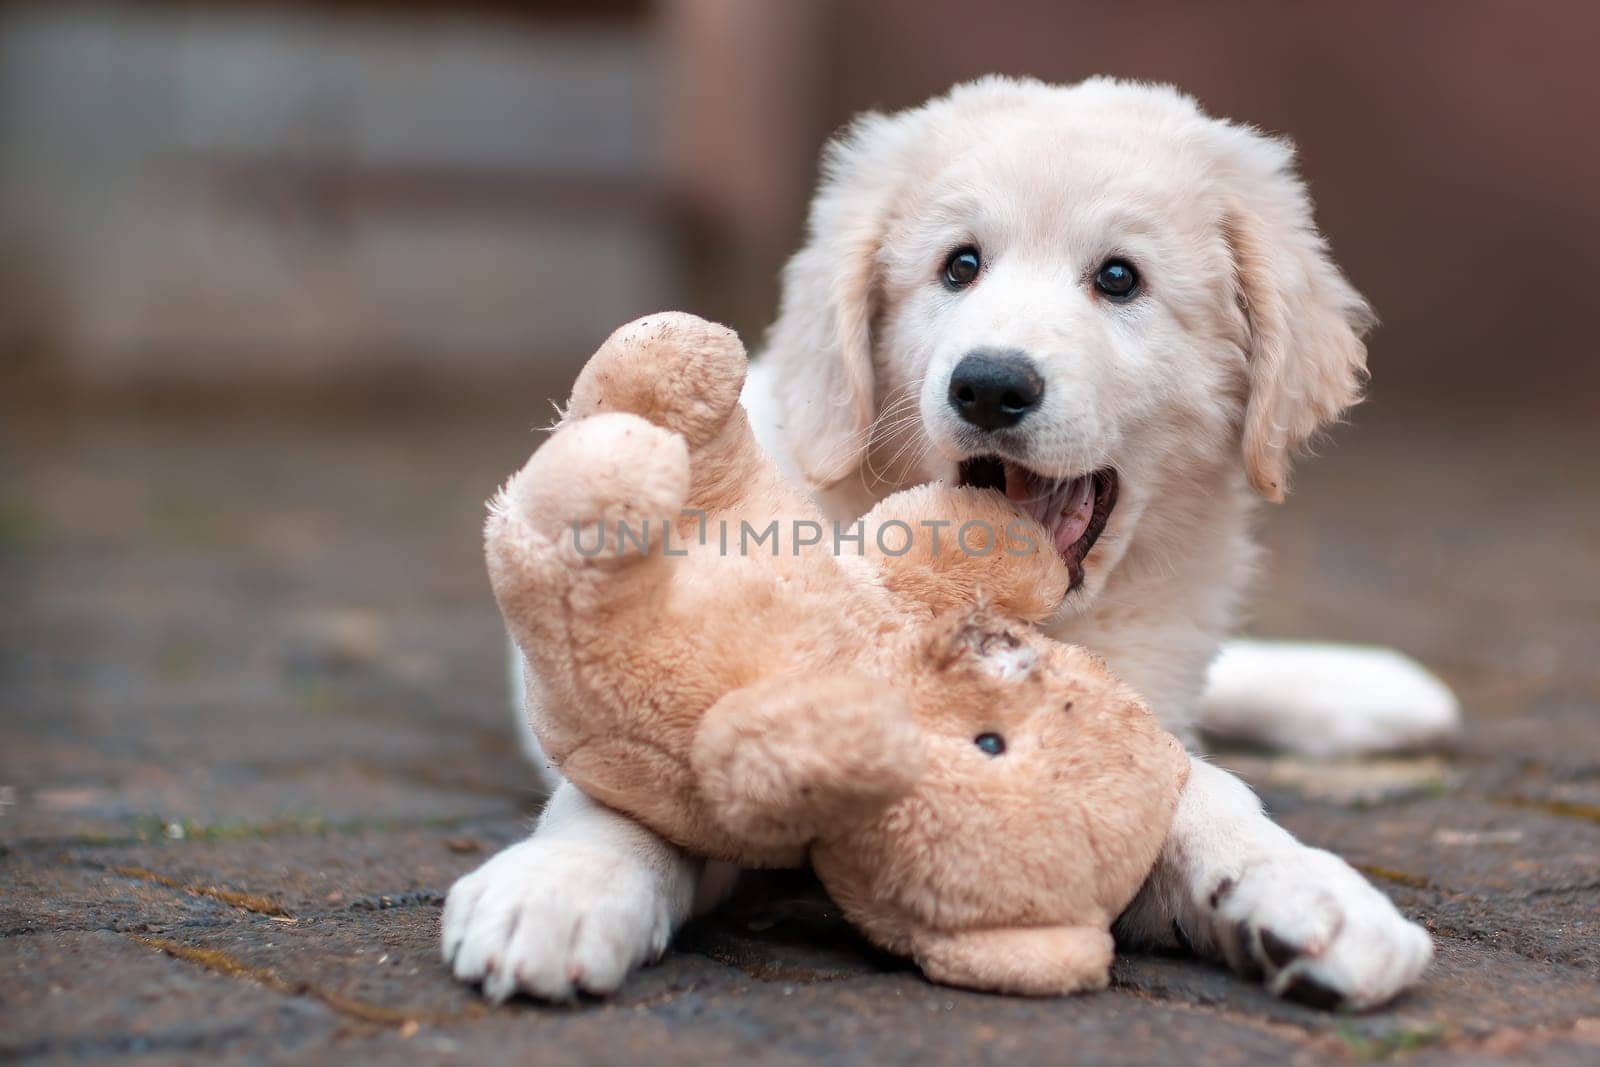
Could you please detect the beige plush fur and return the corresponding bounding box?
[486,311,1189,995]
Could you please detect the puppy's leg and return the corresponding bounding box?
[1117,759,1433,1010]
[506,634,566,796]
[1199,639,1459,756]
[442,781,739,1002]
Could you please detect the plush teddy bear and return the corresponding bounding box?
[485,312,1190,995]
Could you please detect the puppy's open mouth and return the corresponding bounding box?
[957,457,1119,590]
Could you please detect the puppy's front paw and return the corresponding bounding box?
[441,837,679,1002]
[1207,849,1433,1010]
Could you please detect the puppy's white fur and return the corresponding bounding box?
[447,77,1455,1007]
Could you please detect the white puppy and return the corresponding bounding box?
[444,76,1457,1009]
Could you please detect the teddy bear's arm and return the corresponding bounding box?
[481,411,698,753]
[911,924,1115,996]
[689,673,926,851]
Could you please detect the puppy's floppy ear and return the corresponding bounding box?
[1212,124,1374,502]
[765,111,918,488]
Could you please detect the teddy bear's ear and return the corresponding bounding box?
[763,109,925,489]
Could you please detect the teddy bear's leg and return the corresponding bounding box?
[911,925,1115,996]
[565,312,793,519]
[485,412,690,666]
[690,673,925,851]
[860,486,1070,623]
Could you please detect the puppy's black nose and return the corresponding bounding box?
[947,350,1044,432]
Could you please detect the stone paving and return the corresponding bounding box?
[3,401,1598,1064]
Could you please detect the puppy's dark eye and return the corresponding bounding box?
[1093,258,1139,300]
[974,732,1006,756]
[942,246,982,290]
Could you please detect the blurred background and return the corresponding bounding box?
[4,5,1600,1053]
[4,0,1598,408]
[4,0,1600,856]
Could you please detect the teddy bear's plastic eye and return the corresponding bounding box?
[974,732,1006,756]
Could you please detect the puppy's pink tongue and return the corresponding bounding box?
[1002,464,1094,556]
[1050,475,1094,556]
